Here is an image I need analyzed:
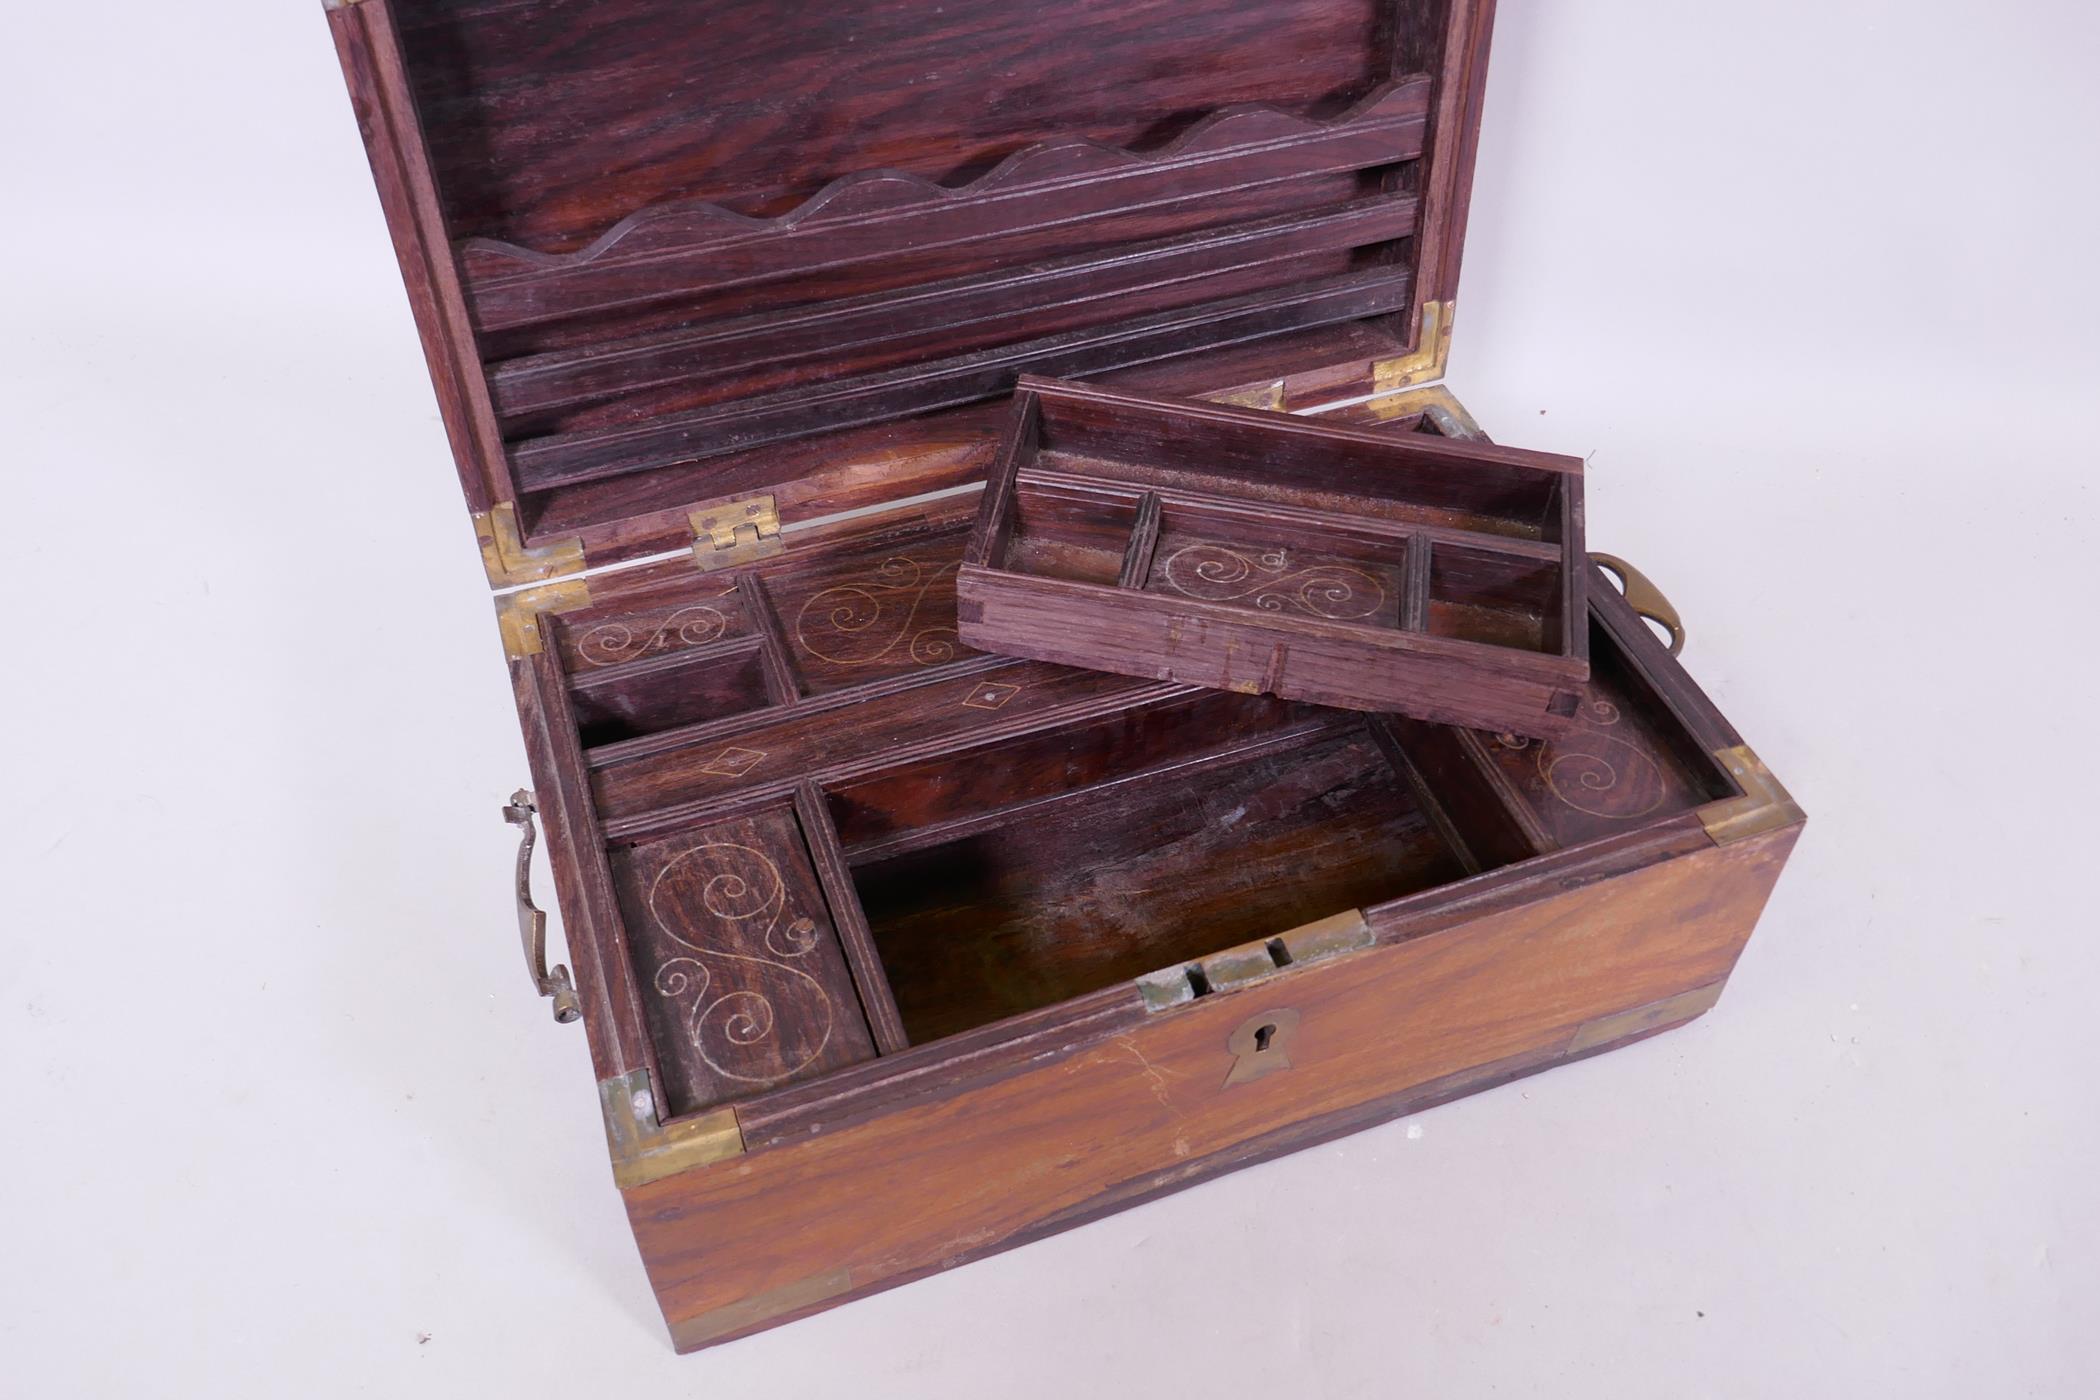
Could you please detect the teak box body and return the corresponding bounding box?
[959,375,1589,734]
[324,0,1802,1351]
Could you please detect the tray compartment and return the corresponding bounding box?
[1141,497,1411,629]
[999,481,1146,586]
[829,707,1533,1045]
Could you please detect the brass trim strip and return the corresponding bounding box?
[474,502,587,588]
[669,1269,855,1351]
[1568,980,1727,1055]
[600,1068,746,1190]
[494,576,592,659]
[1699,744,1805,846]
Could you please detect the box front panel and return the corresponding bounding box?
[626,820,1797,1349]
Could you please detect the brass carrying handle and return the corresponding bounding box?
[1590,552,1685,656]
[503,790,582,1024]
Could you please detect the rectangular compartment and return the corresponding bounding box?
[958,376,1590,736]
[839,719,1478,1044]
[570,644,774,748]
[1142,499,1411,630]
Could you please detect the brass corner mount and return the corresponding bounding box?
[600,1068,746,1190]
[474,502,587,589]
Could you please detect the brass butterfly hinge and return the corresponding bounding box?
[494,576,592,659]
[474,502,587,589]
[1699,745,1805,845]
[1136,909,1373,1012]
[1372,299,1455,393]
[691,493,784,572]
[600,1068,747,1190]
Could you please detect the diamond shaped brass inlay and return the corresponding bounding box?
[961,681,1021,710]
[700,746,767,778]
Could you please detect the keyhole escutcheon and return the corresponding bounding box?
[1224,1007,1302,1088]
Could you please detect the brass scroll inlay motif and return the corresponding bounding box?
[1494,698,1666,820]
[647,842,834,1086]
[793,556,959,667]
[1158,543,1386,620]
[575,604,729,667]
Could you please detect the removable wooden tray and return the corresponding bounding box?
[959,376,1589,735]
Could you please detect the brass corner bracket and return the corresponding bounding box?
[1372,299,1455,394]
[474,502,587,589]
[1700,745,1805,845]
[494,576,592,659]
[1354,382,1484,440]
[600,1068,746,1190]
[691,494,784,572]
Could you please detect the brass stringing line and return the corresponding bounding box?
[792,556,959,666]
[1157,541,1387,620]
[575,602,729,667]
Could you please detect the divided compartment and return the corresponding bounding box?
[960,377,1590,734]
[1425,541,1565,653]
[819,691,1547,1045]
[569,642,775,748]
[998,480,1144,586]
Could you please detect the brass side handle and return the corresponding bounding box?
[1590,552,1685,656]
[503,790,582,1024]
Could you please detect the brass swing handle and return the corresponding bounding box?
[1590,552,1685,657]
[503,790,582,1024]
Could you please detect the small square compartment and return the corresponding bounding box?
[1426,542,1562,653]
[999,481,1142,585]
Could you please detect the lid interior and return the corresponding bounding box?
[355,0,1495,562]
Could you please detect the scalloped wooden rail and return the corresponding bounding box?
[458,78,1432,335]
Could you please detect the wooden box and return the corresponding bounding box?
[324,0,1803,1352]
[959,375,1589,734]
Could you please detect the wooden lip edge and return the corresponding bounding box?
[661,976,1732,1353]
[1014,370,1583,476]
[955,561,1592,681]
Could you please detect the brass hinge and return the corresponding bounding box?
[600,1068,747,1190]
[474,502,586,589]
[1372,299,1455,394]
[1136,909,1374,1012]
[1699,744,1805,845]
[494,576,592,659]
[690,493,784,572]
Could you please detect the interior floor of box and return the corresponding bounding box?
[848,726,1466,1044]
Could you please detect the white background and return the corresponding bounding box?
[4,1,2095,1394]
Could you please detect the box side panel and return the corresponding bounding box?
[625,818,1799,1350]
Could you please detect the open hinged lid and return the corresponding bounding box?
[325,0,1499,588]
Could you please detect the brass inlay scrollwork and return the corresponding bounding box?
[793,556,959,667]
[1157,543,1386,621]
[646,842,833,1086]
[575,604,729,667]
[1494,697,1667,820]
